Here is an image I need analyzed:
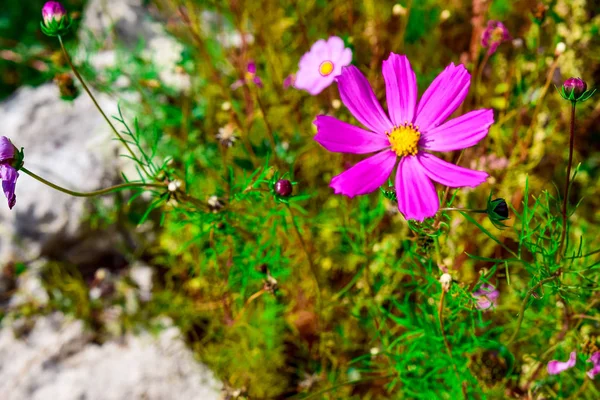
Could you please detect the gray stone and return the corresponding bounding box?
[0,314,222,400]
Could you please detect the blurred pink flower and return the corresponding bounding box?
[587,352,600,379]
[548,352,576,375]
[481,21,511,55]
[0,136,19,209]
[314,53,491,221]
[472,283,499,310]
[295,36,352,95]
[231,60,263,90]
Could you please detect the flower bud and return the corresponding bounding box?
[274,179,293,197]
[554,42,566,57]
[563,77,587,98]
[486,196,510,229]
[41,1,72,37]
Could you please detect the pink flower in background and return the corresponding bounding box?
[231,61,263,90]
[548,352,577,375]
[472,283,499,310]
[0,136,19,209]
[314,53,491,221]
[587,352,600,379]
[295,36,352,95]
[481,21,511,55]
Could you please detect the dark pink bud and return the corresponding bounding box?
[563,77,587,97]
[274,179,293,197]
[42,1,66,24]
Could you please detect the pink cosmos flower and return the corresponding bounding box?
[314,53,492,221]
[472,283,499,310]
[294,36,352,95]
[547,352,577,375]
[0,136,19,209]
[481,21,511,55]
[231,61,263,90]
[587,352,600,379]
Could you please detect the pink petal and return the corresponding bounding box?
[589,352,600,366]
[326,36,346,59]
[0,136,15,161]
[587,365,600,380]
[382,53,417,126]
[247,61,256,74]
[295,73,334,95]
[420,109,494,152]
[417,152,488,188]
[336,48,352,68]
[395,156,439,221]
[314,115,390,154]
[548,352,577,375]
[330,150,396,197]
[310,39,329,60]
[415,63,470,131]
[337,66,393,134]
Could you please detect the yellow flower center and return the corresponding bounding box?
[491,27,505,42]
[244,71,255,81]
[319,60,334,76]
[387,123,421,157]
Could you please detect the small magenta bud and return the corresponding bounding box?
[274,179,293,197]
[563,78,587,98]
[42,1,66,24]
[41,1,71,37]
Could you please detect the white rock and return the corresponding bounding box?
[0,314,222,400]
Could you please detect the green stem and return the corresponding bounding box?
[559,102,577,259]
[440,207,487,213]
[57,35,151,178]
[21,167,165,197]
[506,271,561,345]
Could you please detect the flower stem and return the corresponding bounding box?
[559,102,577,259]
[57,35,151,178]
[506,271,561,345]
[440,207,487,213]
[21,167,166,197]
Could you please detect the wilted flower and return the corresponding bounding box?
[54,72,78,101]
[41,1,71,37]
[283,74,295,89]
[548,352,576,375]
[587,352,600,379]
[231,61,263,90]
[314,53,491,221]
[294,36,352,95]
[274,179,293,197]
[208,195,225,212]
[0,136,21,210]
[216,123,238,147]
[481,21,511,55]
[440,273,452,292]
[472,283,499,310]
[558,77,596,103]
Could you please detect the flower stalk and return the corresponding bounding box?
[21,167,166,198]
[57,35,151,178]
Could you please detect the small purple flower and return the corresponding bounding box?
[587,352,600,379]
[472,283,499,310]
[42,1,67,25]
[481,21,511,55]
[231,61,263,90]
[548,352,577,375]
[283,74,296,89]
[0,136,19,209]
[295,36,352,95]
